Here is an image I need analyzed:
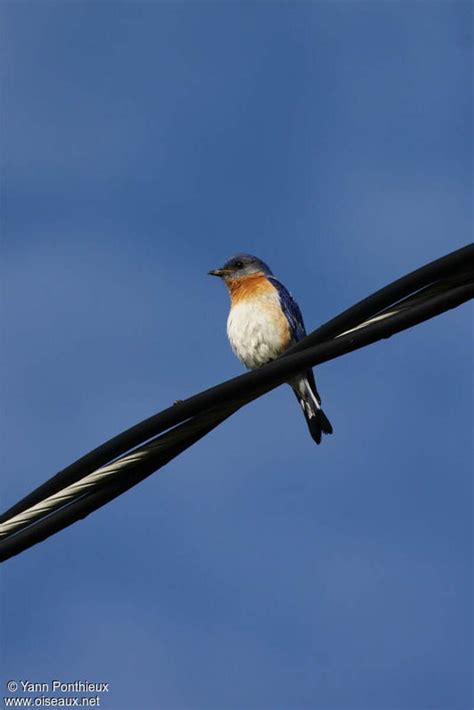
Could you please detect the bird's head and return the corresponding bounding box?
[208,254,273,282]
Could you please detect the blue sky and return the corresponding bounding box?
[1,2,472,709]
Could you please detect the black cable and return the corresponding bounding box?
[1,273,472,562]
[290,242,473,350]
[0,404,240,563]
[2,244,472,526]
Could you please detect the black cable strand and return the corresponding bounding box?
[1,276,471,563]
[0,404,240,563]
[2,244,472,526]
[289,243,473,351]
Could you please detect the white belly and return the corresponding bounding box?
[227,300,290,369]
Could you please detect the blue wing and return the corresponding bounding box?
[269,276,322,404]
[268,277,307,342]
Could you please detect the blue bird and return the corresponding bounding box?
[209,254,333,444]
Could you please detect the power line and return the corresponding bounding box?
[1,244,472,563]
[3,244,471,525]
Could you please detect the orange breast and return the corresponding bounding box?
[227,272,277,305]
[226,272,292,352]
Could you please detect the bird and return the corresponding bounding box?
[209,253,333,444]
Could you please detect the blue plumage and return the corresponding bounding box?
[268,277,307,342]
[269,276,322,406]
[222,254,273,276]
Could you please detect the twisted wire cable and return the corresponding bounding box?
[2,244,470,527]
[1,286,460,541]
[0,244,472,562]
[0,403,240,539]
[0,299,443,540]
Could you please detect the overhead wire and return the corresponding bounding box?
[2,244,471,527]
[0,244,472,562]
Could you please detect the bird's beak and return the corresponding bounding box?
[208,268,226,277]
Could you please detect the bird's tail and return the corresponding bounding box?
[291,376,333,445]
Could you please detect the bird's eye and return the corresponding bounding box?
[234,260,244,269]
